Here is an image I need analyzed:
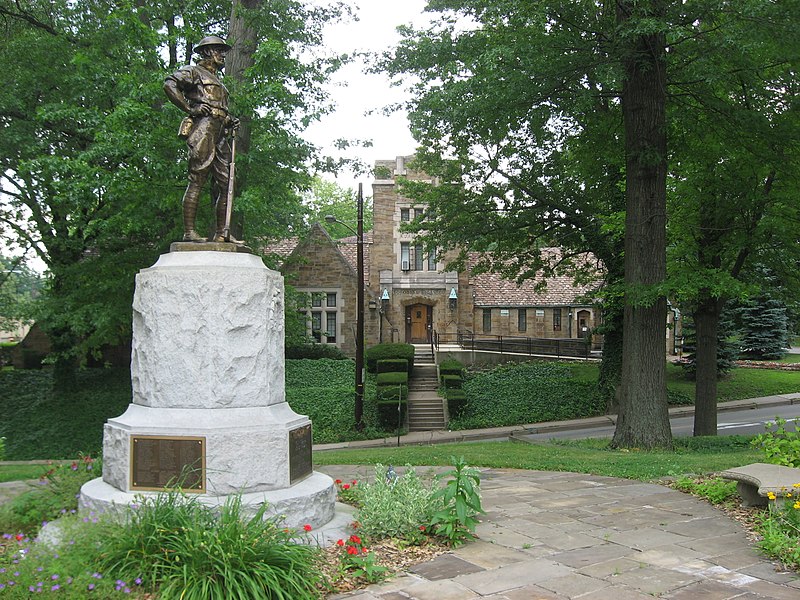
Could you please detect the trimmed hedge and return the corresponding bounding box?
[376,371,409,386]
[439,358,464,378]
[441,374,463,389]
[378,402,407,430]
[448,361,604,430]
[377,359,408,374]
[444,389,467,419]
[377,385,408,403]
[365,343,415,374]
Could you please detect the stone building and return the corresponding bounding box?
[276,156,602,357]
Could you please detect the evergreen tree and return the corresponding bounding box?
[738,297,789,360]
[680,305,739,379]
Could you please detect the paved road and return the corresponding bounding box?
[516,403,800,442]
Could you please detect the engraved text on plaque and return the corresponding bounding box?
[289,425,312,484]
[131,436,205,492]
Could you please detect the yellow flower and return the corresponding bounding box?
[794,501,800,510]
[786,492,793,498]
[793,483,800,488]
[767,492,777,500]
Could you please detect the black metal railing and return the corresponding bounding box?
[433,330,596,359]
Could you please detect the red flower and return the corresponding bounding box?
[336,539,344,547]
[419,525,426,532]
[349,534,361,544]
[351,480,358,486]
[342,484,350,490]
[15,534,24,541]
[347,546,359,555]
[303,524,312,532]
[335,479,342,485]
[362,547,368,554]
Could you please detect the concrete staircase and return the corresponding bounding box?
[408,344,446,431]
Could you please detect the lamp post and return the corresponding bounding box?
[325,183,365,431]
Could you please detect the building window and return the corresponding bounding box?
[414,244,424,271]
[553,308,562,331]
[400,242,410,270]
[400,208,410,222]
[298,290,339,345]
[518,309,527,332]
[427,247,437,271]
[482,309,492,333]
[414,207,425,221]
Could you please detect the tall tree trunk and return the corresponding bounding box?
[693,296,721,435]
[612,0,672,449]
[227,0,260,160]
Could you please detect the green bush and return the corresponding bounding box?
[438,358,464,378]
[285,358,354,388]
[377,402,407,430]
[667,388,693,406]
[0,342,15,368]
[285,343,348,360]
[376,371,408,386]
[449,361,603,430]
[365,343,414,374]
[97,492,323,600]
[441,374,463,389]
[673,476,739,504]
[377,359,408,373]
[445,389,467,419]
[0,436,5,461]
[752,417,800,467]
[353,464,438,542]
[376,385,408,403]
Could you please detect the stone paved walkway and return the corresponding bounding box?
[319,466,800,600]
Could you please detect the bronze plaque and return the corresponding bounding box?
[289,424,312,484]
[131,436,205,492]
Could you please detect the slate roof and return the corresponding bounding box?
[469,250,601,307]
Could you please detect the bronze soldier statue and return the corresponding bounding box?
[164,35,239,242]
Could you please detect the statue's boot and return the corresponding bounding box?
[182,187,205,242]
[212,195,243,244]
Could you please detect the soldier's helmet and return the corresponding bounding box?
[193,36,232,54]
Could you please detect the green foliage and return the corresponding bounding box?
[302,177,373,239]
[680,307,740,378]
[666,389,693,406]
[441,374,462,389]
[365,344,415,374]
[377,359,408,374]
[438,358,464,377]
[0,436,5,461]
[429,456,484,547]
[376,371,408,386]
[333,534,388,584]
[752,418,800,468]
[444,389,467,419]
[755,491,800,570]
[97,492,323,600]
[0,456,98,534]
[0,254,40,333]
[738,296,790,360]
[353,464,438,542]
[450,362,603,430]
[377,402,407,431]
[672,476,738,505]
[285,343,348,360]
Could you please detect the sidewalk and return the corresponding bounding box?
[313,392,800,453]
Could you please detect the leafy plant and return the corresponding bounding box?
[334,478,361,506]
[0,455,98,534]
[752,417,800,467]
[0,436,5,461]
[334,534,388,584]
[755,484,800,570]
[429,456,484,547]
[97,491,323,600]
[672,476,738,504]
[353,464,437,542]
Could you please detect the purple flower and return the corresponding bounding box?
[51,574,59,580]
[36,566,44,572]
[87,583,96,590]
[0,584,5,590]
[51,584,60,591]
[134,577,142,585]
[92,572,102,579]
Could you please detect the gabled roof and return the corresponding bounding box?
[469,250,601,307]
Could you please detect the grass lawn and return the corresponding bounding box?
[313,436,761,481]
[665,362,800,403]
[0,463,45,483]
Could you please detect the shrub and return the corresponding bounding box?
[755,487,800,570]
[376,385,407,403]
[430,456,484,547]
[667,389,693,406]
[285,358,354,388]
[672,476,739,504]
[285,343,348,360]
[377,359,408,374]
[0,436,5,461]
[97,492,324,600]
[438,358,464,378]
[0,455,98,534]
[752,417,800,467]
[377,402,407,430]
[441,374,462,389]
[449,361,603,430]
[376,371,408,386]
[444,389,467,419]
[365,343,414,374]
[353,464,438,542]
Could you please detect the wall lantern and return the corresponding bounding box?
[381,288,390,312]
[448,287,458,312]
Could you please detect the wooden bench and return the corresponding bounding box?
[719,463,800,507]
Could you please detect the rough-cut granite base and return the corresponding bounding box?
[79,471,336,530]
[131,251,285,409]
[100,403,310,494]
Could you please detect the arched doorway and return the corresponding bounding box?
[576,309,591,338]
[405,304,432,343]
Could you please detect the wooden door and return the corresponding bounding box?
[406,304,431,343]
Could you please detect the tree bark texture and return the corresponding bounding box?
[693,297,721,436]
[226,0,260,160]
[612,0,672,449]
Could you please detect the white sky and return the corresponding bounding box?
[304,0,431,192]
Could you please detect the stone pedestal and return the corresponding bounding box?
[80,250,336,528]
